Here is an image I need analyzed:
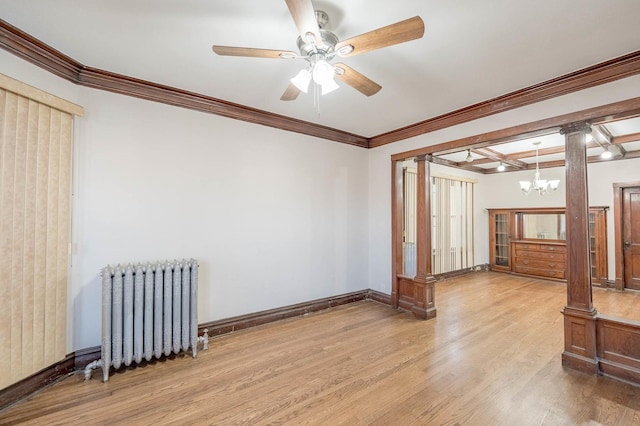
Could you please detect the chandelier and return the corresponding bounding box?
[519,141,560,195]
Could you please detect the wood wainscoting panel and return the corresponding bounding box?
[396,276,415,312]
[597,315,640,384]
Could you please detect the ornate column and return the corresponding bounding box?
[561,122,598,374]
[413,155,437,319]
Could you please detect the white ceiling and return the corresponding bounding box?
[1,0,640,137]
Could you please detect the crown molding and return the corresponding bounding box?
[370,50,640,148]
[2,18,640,150]
[0,19,368,148]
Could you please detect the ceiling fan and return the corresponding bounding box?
[212,0,425,102]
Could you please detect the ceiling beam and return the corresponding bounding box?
[504,141,601,161]
[612,132,640,144]
[391,97,640,162]
[472,147,528,169]
[591,125,612,145]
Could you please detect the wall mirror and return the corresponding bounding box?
[521,213,566,240]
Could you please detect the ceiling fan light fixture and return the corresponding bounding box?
[321,78,340,95]
[291,68,312,93]
[312,60,334,84]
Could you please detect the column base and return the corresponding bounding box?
[412,305,437,320]
[562,306,597,376]
[395,274,437,320]
[562,351,599,375]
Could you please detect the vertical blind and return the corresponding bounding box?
[0,74,82,389]
[431,175,474,274]
[402,167,417,276]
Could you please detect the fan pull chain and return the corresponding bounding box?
[313,82,321,116]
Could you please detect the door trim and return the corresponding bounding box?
[613,181,640,290]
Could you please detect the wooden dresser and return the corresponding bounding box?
[511,241,566,280]
[488,206,608,284]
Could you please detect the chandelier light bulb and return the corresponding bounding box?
[519,141,560,195]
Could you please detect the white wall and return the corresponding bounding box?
[1,50,370,352]
[368,74,640,293]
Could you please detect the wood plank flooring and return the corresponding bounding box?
[2,272,640,425]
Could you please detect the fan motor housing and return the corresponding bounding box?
[297,29,339,57]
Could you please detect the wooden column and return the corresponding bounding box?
[413,156,436,319]
[561,122,598,374]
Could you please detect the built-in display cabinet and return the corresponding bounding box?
[488,207,608,285]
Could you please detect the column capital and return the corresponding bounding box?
[414,154,432,162]
[560,122,591,135]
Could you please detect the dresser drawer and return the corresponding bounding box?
[539,244,566,253]
[514,265,566,279]
[513,243,540,251]
[513,257,564,270]
[514,250,566,261]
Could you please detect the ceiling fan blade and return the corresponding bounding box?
[212,45,298,59]
[335,16,425,58]
[285,0,322,45]
[280,83,301,101]
[334,63,382,97]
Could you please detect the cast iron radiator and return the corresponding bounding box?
[84,259,208,382]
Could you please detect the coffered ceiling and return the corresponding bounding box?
[435,116,640,174]
[1,0,640,144]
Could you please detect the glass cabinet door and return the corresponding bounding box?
[494,213,509,267]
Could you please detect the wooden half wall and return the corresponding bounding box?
[596,315,640,384]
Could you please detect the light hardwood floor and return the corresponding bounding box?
[2,272,640,425]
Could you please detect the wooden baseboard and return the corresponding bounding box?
[367,289,392,305]
[0,353,75,411]
[598,359,640,385]
[434,264,489,281]
[198,289,389,337]
[1,289,392,410]
[74,346,101,371]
